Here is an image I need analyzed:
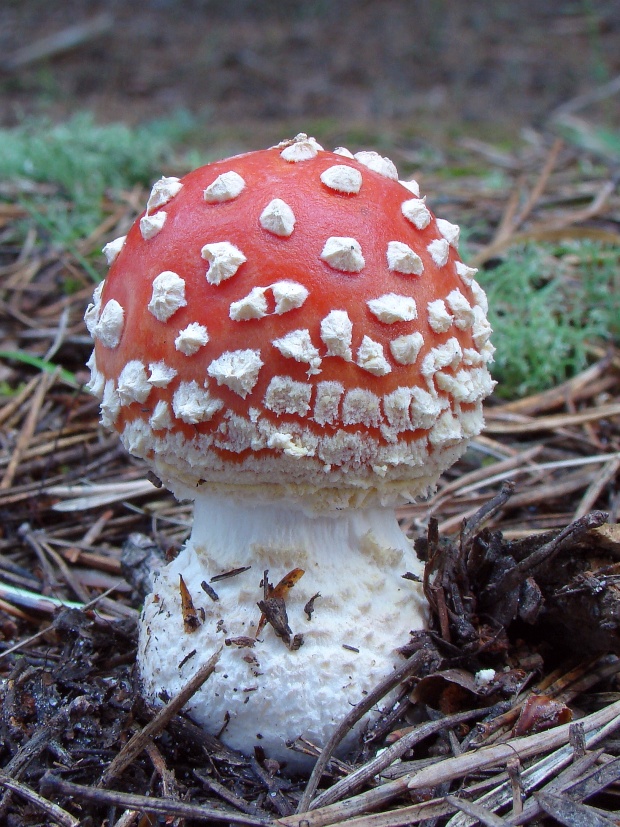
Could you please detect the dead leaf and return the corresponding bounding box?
[179,574,200,633]
[256,568,305,638]
[513,694,572,736]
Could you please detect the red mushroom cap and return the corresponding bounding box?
[85,135,495,506]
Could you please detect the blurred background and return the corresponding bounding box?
[2,0,619,139]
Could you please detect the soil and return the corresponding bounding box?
[2,0,620,135]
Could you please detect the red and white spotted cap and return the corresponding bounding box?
[85,134,495,507]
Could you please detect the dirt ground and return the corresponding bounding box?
[2,0,620,137]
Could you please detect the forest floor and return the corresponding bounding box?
[1,2,620,825]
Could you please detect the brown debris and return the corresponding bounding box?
[226,636,257,649]
[99,648,221,787]
[201,579,220,601]
[535,790,617,827]
[211,566,252,582]
[512,694,573,737]
[256,597,302,652]
[419,488,618,655]
[179,573,201,633]
[256,568,305,641]
[270,569,306,596]
[304,592,321,620]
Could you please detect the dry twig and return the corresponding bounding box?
[41,774,273,826]
[99,648,221,786]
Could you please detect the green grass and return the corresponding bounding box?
[478,241,620,398]
[0,111,200,254]
[0,350,79,389]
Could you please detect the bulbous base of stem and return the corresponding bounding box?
[138,492,427,770]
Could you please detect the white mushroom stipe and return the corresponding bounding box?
[260,198,296,237]
[401,198,431,230]
[148,271,187,322]
[201,242,247,285]
[387,241,424,275]
[140,211,167,240]
[204,171,246,203]
[138,494,427,769]
[320,237,365,273]
[146,176,183,213]
[320,165,363,194]
[102,236,126,265]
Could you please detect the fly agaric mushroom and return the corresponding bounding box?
[85,134,495,767]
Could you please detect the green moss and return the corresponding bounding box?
[477,241,620,398]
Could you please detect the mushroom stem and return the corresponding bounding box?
[189,491,421,564]
[138,492,426,767]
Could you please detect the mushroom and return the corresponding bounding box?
[85,134,495,767]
